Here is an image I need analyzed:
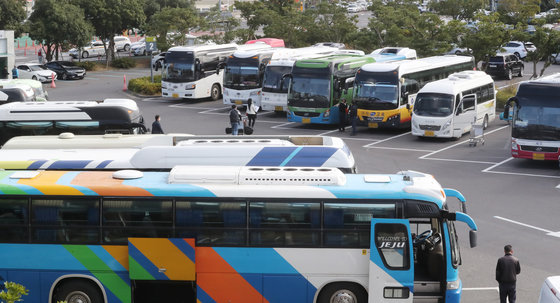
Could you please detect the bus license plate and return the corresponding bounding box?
[368,122,378,128]
[424,130,435,137]
[302,118,311,124]
[533,153,545,160]
[172,93,179,98]
[235,100,243,105]
[275,106,283,111]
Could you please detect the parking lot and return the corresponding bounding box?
[34,57,560,302]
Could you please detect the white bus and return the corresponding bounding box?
[221,46,277,108]
[354,55,475,129]
[161,43,272,101]
[411,70,496,139]
[261,46,340,112]
[0,135,358,172]
[0,99,146,146]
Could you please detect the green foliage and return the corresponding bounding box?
[497,0,540,25]
[73,61,98,71]
[0,0,26,35]
[429,0,486,20]
[523,27,560,78]
[458,13,510,66]
[110,57,137,69]
[0,281,29,303]
[146,7,200,50]
[496,85,518,109]
[27,0,94,62]
[128,75,162,95]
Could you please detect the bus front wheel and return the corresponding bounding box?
[54,280,103,303]
[317,282,367,303]
[211,84,221,101]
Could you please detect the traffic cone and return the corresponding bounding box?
[123,75,127,91]
[50,73,56,88]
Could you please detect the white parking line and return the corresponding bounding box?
[366,146,434,153]
[463,287,499,291]
[362,132,411,148]
[199,108,226,114]
[318,129,340,136]
[271,122,295,129]
[494,216,560,238]
[422,157,497,165]
[169,104,217,110]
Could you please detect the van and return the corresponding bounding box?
[0,82,36,101]
[538,276,560,303]
[1,79,48,101]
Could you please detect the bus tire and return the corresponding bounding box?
[506,69,513,80]
[54,279,103,303]
[483,114,489,130]
[317,282,367,303]
[517,66,523,77]
[211,84,221,101]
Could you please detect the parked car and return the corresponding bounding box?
[538,276,560,303]
[69,41,109,59]
[16,63,57,83]
[44,61,86,80]
[114,36,131,52]
[484,53,524,80]
[131,38,146,56]
[446,44,472,55]
[152,52,167,71]
[501,41,536,59]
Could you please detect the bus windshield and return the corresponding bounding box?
[353,71,399,110]
[224,57,260,90]
[513,102,560,141]
[288,68,330,108]
[262,65,292,93]
[414,93,455,117]
[163,51,195,83]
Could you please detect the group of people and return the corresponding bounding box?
[229,98,257,136]
[338,98,358,136]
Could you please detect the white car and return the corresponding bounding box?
[152,52,167,71]
[501,41,537,59]
[538,276,560,303]
[16,63,57,83]
[131,38,146,56]
[69,41,109,59]
[347,4,360,13]
[114,36,131,52]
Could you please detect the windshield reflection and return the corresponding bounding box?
[288,75,330,108]
[262,66,291,93]
[513,105,560,140]
[354,82,398,110]
[414,93,454,117]
[162,51,195,83]
[224,66,260,89]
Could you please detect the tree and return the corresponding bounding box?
[146,7,200,50]
[302,2,359,47]
[429,0,487,20]
[0,281,28,303]
[74,0,146,61]
[497,0,540,26]
[366,0,453,56]
[142,0,195,29]
[199,4,240,44]
[27,0,94,61]
[456,13,510,67]
[0,0,27,35]
[522,27,560,78]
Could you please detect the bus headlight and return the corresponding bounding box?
[441,119,452,131]
[411,119,419,129]
[250,91,260,96]
[186,84,196,90]
[447,279,461,290]
[324,109,330,117]
[511,139,518,150]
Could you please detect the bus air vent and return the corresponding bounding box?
[168,166,346,185]
[58,132,75,139]
[176,139,292,146]
[113,170,144,180]
[363,175,391,183]
[9,171,40,179]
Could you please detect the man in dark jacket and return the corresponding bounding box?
[229,105,242,135]
[496,245,521,303]
[151,115,164,134]
[338,99,348,131]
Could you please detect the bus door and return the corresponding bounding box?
[128,238,196,303]
[369,218,414,303]
[454,94,477,137]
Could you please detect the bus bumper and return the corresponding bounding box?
[445,279,462,303]
[287,110,335,124]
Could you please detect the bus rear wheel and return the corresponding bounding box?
[211,84,221,101]
[54,280,103,303]
[318,282,367,303]
[483,114,489,130]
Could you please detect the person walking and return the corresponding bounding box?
[1,66,9,79]
[338,99,348,132]
[246,98,258,128]
[38,48,44,64]
[229,105,242,136]
[496,244,521,303]
[349,102,358,136]
[11,66,18,79]
[151,115,164,134]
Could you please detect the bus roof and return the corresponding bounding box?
[167,43,238,53]
[294,54,375,69]
[230,46,275,59]
[360,55,474,73]
[0,167,446,206]
[418,71,494,96]
[521,72,560,85]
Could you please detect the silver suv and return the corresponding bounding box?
[114,36,131,52]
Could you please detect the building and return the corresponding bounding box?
[0,30,15,80]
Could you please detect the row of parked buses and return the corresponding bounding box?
[0,128,479,303]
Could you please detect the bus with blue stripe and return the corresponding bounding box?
[0,165,477,303]
[285,53,410,125]
[0,135,357,173]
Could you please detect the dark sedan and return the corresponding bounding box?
[44,61,86,80]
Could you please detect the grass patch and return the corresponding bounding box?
[128,75,161,95]
[110,57,136,69]
[496,84,518,111]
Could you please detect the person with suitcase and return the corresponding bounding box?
[229,105,242,135]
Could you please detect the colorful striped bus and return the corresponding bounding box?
[0,166,477,303]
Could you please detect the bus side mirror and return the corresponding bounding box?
[344,77,355,90]
[406,103,411,110]
[469,230,477,248]
[503,105,510,119]
[216,62,226,75]
[280,73,292,91]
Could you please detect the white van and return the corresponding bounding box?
[539,276,560,303]
[0,79,47,101]
[411,70,496,139]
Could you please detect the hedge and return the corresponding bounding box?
[496,84,518,111]
[110,57,136,69]
[128,75,161,95]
